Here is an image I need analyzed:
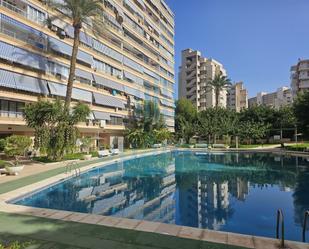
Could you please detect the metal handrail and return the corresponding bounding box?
[65,161,79,176]
[276,209,285,248]
[303,210,309,242]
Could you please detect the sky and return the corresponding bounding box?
[165,0,309,98]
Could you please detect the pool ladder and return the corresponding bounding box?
[276,209,285,248]
[276,209,309,247]
[303,210,309,243]
[65,161,80,177]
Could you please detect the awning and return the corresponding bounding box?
[48,81,66,97]
[93,111,111,120]
[48,36,93,65]
[13,47,47,71]
[103,12,122,30]
[75,68,92,81]
[0,41,14,61]
[123,85,144,99]
[123,57,143,73]
[92,74,124,92]
[51,18,67,29]
[14,73,48,94]
[160,87,173,98]
[93,39,123,62]
[124,0,143,17]
[48,36,72,56]
[160,99,175,108]
[48,82,92,102]
[143,67,159,80]
[72,88,92,102]
[0,69,16,89]
[93,92,125,109]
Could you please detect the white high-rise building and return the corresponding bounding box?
[178,49,227,111]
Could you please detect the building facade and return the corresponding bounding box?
[291,59,309,99]
[0,0,175,149]
[248,87,292,109]
[227,82,248,112]
[178,49,227,111]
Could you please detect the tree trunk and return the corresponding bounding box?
[65,26,80,109]
[215,89,220,108]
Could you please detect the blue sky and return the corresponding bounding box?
[165,0,309,98]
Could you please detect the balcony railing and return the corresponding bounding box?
[0,111,24,118]
[0,0,45,25]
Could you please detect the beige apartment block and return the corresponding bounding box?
[291,59,309,99]
[227,82,248,112]
[0,0,175,148]
[178,49,227,111]
[248,87,292,109]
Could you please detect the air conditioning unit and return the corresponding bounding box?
[100,120,106,128]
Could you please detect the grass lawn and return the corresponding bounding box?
[285,143,309,152]
[238,144,280,149]
[0,212,249,249]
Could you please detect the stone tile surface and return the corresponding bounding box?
[62,213,90,222]
[135,221,161,233]
[114,218,141,229]
[253,236,280,249]
[155,223,181,236]
[178,226,203,240]
[48,210,73,220]
[78,214,105,224]
[201,229,228,244]
[227,233,254,248]
[96,216,122,227]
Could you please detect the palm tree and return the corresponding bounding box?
[46,0,105,109]
[207,72,231,108]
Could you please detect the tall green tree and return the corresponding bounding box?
[293,91,309,136]
[207,72,231,107]
[175,98,197,143]
[24,99,90,160]
[46,0,105,109]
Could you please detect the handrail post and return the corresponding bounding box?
[276,209,285,248]
[303,211,309,242]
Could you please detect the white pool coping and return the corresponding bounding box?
[0,149,308,249]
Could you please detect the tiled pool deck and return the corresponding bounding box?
[0,149,309,249]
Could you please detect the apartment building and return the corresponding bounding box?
[178,49,227,111]
[0,0,175,149]
[227,82,248,112]
[248,87,292,109]
[291,59,309,99]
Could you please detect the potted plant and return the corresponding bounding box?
[3,135,32,175]
[80,137,93,160]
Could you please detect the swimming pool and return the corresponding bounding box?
[13,151,309,242]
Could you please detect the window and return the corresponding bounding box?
[94,58,122,78]
[0,99,24,118]
[108,116,123,125]
[27,5,46,25]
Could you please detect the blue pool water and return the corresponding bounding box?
[14,151,309,241]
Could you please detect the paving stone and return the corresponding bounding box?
[227,233,254,248]
[154,223,182,236]
[201,229,228,244]
[253,236,280,249]
[62,212,90,222]
[78,214,105,224]
[48,210,73,220]
[178,226,203,240]
[114,218,141,229]
[96,216,122,227]
[135,221,161,233]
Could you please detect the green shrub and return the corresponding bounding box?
[4,135,32,158]
[0,139,6,152]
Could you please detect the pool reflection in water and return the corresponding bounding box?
[14,151,309,242]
